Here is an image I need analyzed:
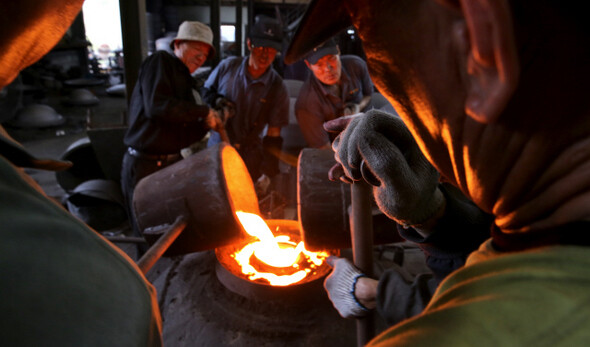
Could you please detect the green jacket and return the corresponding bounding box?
[369,239,590,346]
[0,143,162,345]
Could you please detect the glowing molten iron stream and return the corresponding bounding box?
[233,211,329,286]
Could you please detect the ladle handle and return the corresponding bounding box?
[219,126,231,144]
[350,181,375,346]
[137,215,188,274]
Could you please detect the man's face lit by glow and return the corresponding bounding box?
[248,41,278,73]
[307,54,342,85]
[175,41,211,73]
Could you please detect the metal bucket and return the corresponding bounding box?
[297,148,401,251]
[55,137,105,193]
[133,143,260,256]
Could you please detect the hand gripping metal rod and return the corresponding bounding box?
[137,215,188,274]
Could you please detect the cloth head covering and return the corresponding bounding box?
[170,21,215,58]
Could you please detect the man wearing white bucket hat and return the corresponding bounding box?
[122,20,225,244]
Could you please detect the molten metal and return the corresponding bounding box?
[232,212,329,286]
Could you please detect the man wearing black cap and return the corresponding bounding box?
[204,15,289,191]
[285,0,590,345]
[295,39,373,149]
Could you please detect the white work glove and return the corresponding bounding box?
[324,109,444,228]
[343,102,361,116]
[255,174,271,197]
[324,256,371,318]
[215,97,236,121]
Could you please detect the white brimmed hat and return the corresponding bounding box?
[170,21,215,58]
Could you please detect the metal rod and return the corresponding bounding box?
[137,215,188,275]
[119,0,147,108]
[350,181,375,346]
[247,0,254,39]
[210,0,221,67]
[219,126,231,144]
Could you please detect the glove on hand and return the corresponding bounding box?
[343,102,361,116]
[214,97,236,121]
[324,256,370,318]
[254,174,271,197]
[325,109,444,227]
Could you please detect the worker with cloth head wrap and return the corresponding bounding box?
[286,0,590,344]
[323,110,491,325]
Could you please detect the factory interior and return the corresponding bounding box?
[4,0,589,345]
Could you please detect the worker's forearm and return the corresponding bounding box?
[356,276,378,309]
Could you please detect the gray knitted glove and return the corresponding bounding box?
[324,256,370,318]
[214,97,236,121]
[325,109,444,227]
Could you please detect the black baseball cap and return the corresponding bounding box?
[305,39,339,64]
[249,15,283,51]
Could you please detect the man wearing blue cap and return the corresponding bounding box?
[295,39,374,149]
[204,15,289,193]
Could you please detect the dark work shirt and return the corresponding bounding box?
[376,183,493,325]
[295,55,374,148]
[124,51,210,154]
[204,56,289,146]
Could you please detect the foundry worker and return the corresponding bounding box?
[203,15,289,193]
[286,0,590,344]
[298,40,490,327]
[295,38,373,149]
[0,0,162,344]
[322,111,492,326]
[121,20,224,241]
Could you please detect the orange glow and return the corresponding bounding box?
[222,145,261,216]
[232,211,329,286]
